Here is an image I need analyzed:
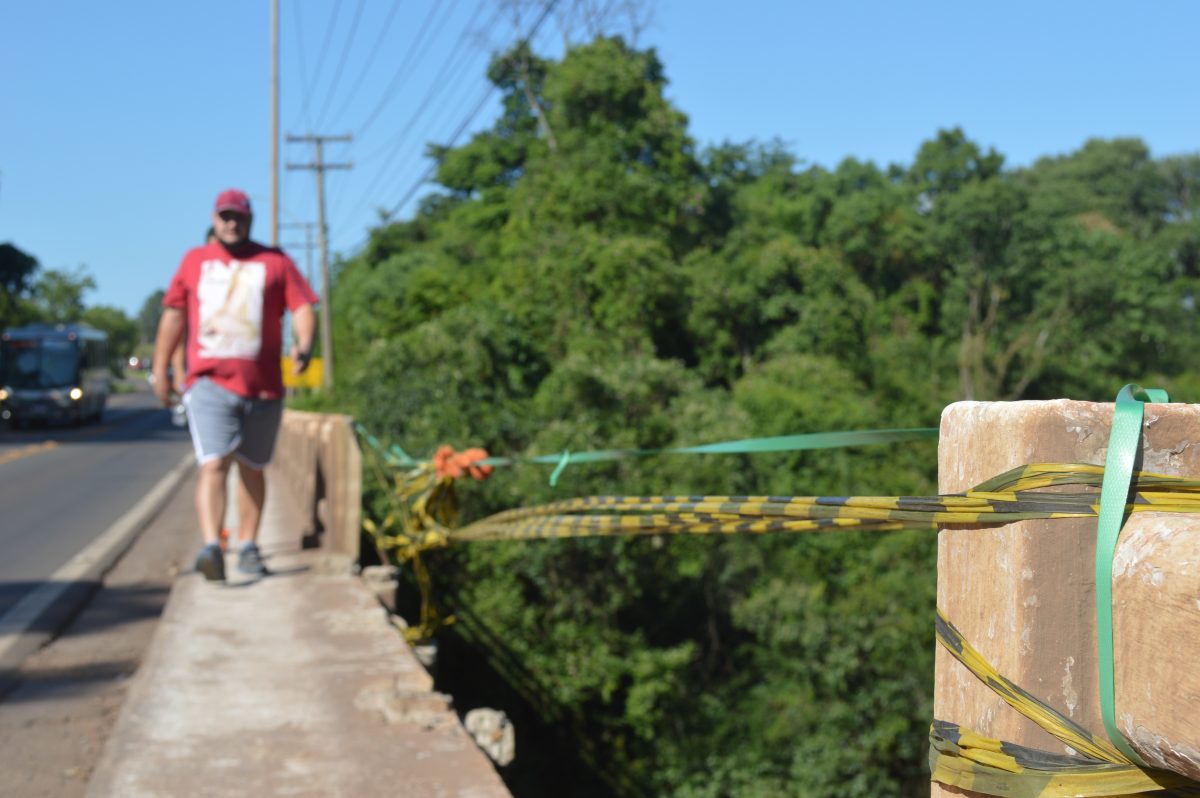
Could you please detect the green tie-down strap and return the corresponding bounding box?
[1095,384,1168,766]
[495,427,942,487]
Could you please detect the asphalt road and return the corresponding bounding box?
[0,379,192,617]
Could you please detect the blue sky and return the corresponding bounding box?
[1,0,1196,319]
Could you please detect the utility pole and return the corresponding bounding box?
[270,0,279,246]
[280,222,317,285]
[285,134,352,390]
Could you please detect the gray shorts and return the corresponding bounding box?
[182,377,284,468]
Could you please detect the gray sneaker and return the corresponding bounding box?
[195,543,226,582]
[238,543,269,576]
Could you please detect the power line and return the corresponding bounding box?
[330,52,487,232]
[326,0,406,126]
[313,0,368,131]
[340,0,562,257]
[383,0,560,219]
[288,0,315,133]
[387,84,496,217]
[354,0,464,139]
[336,79,497,255]
[332,0,496,223]
[358,0,497,165]
[305,0,347,122]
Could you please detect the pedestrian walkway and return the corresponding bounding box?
[86,469,511,797]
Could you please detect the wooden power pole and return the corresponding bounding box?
[285,133,352,390]
[280,222,317,285]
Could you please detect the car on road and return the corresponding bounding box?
[0,322,112,427]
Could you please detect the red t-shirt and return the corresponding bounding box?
[163,241,318,399]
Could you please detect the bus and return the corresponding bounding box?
[0,323,111,427]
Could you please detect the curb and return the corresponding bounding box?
[0,451,194,695]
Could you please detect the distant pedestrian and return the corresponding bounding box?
[152,189,318,581]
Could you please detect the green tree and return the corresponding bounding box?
[137,289,166,344]
[82,305,139,373]
[0,242,39,328]
[31,266,96,323]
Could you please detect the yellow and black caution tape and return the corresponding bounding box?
[928,721,1199,798]
[935,610,1125,763]
[360,442,460,641]
[360,448,1200,643]
[448,462,1200,543]
[932,611,1200,797]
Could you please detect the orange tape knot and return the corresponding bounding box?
[433,445,494,481]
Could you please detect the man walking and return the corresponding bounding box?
[153,189,318,581]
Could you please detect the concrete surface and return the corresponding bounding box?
[85,468,512,798]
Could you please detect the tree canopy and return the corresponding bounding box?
[328,36,1200,798]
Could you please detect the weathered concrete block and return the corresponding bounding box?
[268,411,363,558]
[934,400,1200,796]
[465,708,515,767]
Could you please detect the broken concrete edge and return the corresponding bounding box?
[275,412,514,771]
[352,561,517,768]
[0,451,195,698]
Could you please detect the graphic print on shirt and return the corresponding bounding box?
[196,259,265,360]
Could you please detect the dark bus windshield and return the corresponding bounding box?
[3,338,79,388]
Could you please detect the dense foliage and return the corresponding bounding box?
[329,37,1200,797]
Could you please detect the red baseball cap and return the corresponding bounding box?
[214,189,252,216]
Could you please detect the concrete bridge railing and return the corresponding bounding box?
[268,409,363,561]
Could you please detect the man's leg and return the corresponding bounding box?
[182,378,243,581]
[236,463,266,545]
[196,454,235,545]
[233,398,282,576]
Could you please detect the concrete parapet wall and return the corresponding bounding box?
[934,400,1200,796]
[269,409,363,559]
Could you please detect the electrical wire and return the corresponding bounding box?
[313,0,368,132]
[332,49,488,226]
[359,0,495,164]
[336,0,561,258]
[328,0,498,233]
[353,0,464,139]
[325,0,406,127]
[288,0,315,134]
[306,0,346,119]
[383,0,561,220]
[331,0,497,222]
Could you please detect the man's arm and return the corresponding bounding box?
[290,303,317,374]
[170,328,187,394]
[152,307,184,407]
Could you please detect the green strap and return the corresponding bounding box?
[669,428,939,454]
[549,450,572,488]
[1096,384,1167,765]
[357,423,938,487]
[482,428,939,482]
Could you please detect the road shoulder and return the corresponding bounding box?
[0,472,199,798]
